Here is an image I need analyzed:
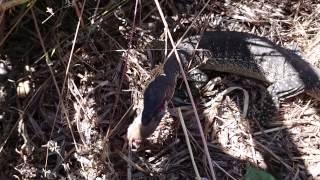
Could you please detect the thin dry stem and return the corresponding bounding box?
[153,0,216,179]
[177,107,201,179]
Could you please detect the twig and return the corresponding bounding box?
[163,0,211,64]
[127,146,132,180]
[204,86,249,118]
[72,0,85,28]
[148,138,180,163]
[177,107,201,179]
[117,150,149,174]
[31,0,87,171]
[254,140,293,171]
[109,0,139,133]
[0,0,29,12]
[152,0,216,179]
[108,104,134,137]
[253,126,288,136]
[0,0,34,47]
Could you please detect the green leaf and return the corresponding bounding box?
[244,166,276,180]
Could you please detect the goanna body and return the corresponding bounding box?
[176,31,320,100]
[127,31,320,145]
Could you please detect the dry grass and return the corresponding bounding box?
[0,0,320,179]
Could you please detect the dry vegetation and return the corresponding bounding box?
[0,0,320,179]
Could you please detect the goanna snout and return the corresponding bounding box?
[127,107,166,148]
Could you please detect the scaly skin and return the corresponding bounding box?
[182,31,320,99]
[127,55,180,147]
[127,31,320,147]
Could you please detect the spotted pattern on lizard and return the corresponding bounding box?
[127,31,320,145]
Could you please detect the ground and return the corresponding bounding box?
[0,0,320,179]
